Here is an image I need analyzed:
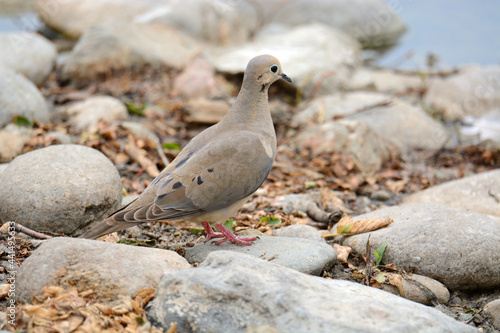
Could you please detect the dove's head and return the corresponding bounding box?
[244,54,292,91]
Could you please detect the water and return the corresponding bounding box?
[377,0,500,70]
[0,0,41,33]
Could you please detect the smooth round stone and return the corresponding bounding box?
[0,144,122,236]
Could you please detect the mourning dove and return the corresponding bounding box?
[81,54,292,245]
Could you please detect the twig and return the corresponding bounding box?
[124,137,160,178]
[13,223,52,239]
[363,235,373,286]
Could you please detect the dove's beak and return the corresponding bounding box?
[279,73,292,83]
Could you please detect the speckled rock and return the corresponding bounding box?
[0,144,122,236]
[147,251,475,333]
[17,237,191,303]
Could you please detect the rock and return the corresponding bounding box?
[483,299,500,330]
[207,23,360,97]
[424,65,500,121]
[347,100,451,158]
[184,236,336,275]
[59,96,128,131]
[0,66,50,127]
[292,119,391,176]
[60,22,204,82]
[0,164,7,174]
[147,251,475,333]
[347,68,422,94]
[145,0,258,45]
[371,190,391,201]
[263,0,406,48]
[184,98,231,124]
[17,237,191,303]
[343,203,500,290]
[459,109,500,148]
[0,32,57,84]
[379,273,450,306]
[148,0,406,47]
[404,169,500,217]
[272,224,324,242]
[0,124,35,163]
[0,144,122,236]
[291,92,390,127]
[35,0,162,38]
[172,56,230,99]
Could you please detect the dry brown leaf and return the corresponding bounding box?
[337,216,393,235]
[97,232,120,243]
[167,322,178,333]
[373,271,405,298]
[23,304,69,321]
[134,287,156,309]
[319,187,353,214]
[0,284,10,299]
[333,244,352,264]
[385,179,408,194]
[51,313,84,332]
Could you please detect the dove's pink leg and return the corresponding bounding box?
[201,221,224,242]
[200,221,257,245]
[213,223,257,246]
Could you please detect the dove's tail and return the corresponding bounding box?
[79,218,139,239]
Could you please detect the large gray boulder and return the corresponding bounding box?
[147,251,475,333]
[17,237,191,303]
[343,203,500,290]
[0,144,122,236]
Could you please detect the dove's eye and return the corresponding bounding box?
[269,64,279,73]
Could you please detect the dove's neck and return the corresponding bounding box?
[226,81,272,126]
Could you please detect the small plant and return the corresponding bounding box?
[162,142,181,150]
[259,216,281,226]
[374,242,388,266]
[223,219,237,232]
[13,115,34,128]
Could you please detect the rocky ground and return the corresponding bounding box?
[0,0,500,332]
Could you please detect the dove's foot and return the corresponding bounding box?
[201,221,224,242]
[201,221,257,245]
